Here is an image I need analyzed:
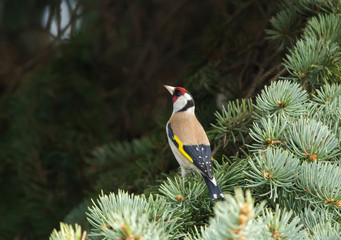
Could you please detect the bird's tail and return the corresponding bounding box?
[202,175,225,201]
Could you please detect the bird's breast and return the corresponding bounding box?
[168,112,210,145]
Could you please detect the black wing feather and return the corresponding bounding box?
[183,145,213,179]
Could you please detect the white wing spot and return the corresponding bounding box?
[201,147,204,151]
[213,194,217,199]
[196,147,199,151]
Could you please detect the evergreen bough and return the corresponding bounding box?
[86,190,183,240]
[50,223,83,240]
[245,148,300,201]
[50,1,341,239]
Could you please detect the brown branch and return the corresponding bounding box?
[56,0,62,37]
[225,0,254,26]
[8,0,84,92]
[270,66,287,82]
[237,51,253,90]
[56,0,82,40]
[45,3,55,31]
[244,63,284,98]
[211,140,224,157]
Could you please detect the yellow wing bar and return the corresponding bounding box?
[173,135,193,163]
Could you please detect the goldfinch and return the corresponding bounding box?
[164,85,224,201]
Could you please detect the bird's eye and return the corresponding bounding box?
[174,90,183,96]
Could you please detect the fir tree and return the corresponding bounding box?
[49,1,341,239]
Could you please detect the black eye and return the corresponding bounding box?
[174,90,183,96]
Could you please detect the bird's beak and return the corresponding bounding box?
[163,85,175,95]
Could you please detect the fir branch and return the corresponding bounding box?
[276,192,308,214]
[213,157,247,194]
[158,174,211,230]
[310,83,341,107]
[285,118,340,162]
[309,222,341,240]
[297,162,341,209]
[186,189,266,240]
[307,84,341,139]
[284,38,341,87]
[209,99,254,147]
[258,205,308,239]
[308,83,341,121]
[303,14,341,45]
[320,95,341,122]
[85,137,154,165]
[249,116,287,151]
[86,190,183,240]
[157,159,247,234]
[300,207,341,238]
[84,136,163,193]
[266,9,302,50]
[316,0,341,14]
[95,209,163,240]
[49,222,83,240]
[254,80,308,119]
[277,0,341,16]
[158,175,208,207]
[245,148,300,201]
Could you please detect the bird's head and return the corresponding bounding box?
[164,85,195,114]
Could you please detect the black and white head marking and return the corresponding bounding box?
[164,85,195,114]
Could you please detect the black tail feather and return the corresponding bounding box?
[202,175,225,201]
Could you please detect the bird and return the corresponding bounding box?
[164,85,224,201]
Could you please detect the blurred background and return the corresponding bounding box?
[0,0,283,239]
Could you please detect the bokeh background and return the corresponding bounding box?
[0,0,284,239]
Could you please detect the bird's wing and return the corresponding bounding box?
[167,123,214,179]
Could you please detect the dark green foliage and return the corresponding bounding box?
[85,137,168,193]
[267,0,341,51]
[303,14,341,44]
[284,38,341,87]
[209,99,254,147]
[266,9,302,50]
[268,1,341,88]
[0,66,112,238]
[2,0,341,239]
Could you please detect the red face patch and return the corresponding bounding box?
[172,87,187,103]
[175,87,186,95]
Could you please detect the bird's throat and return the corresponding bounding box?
[177,99,195,113]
